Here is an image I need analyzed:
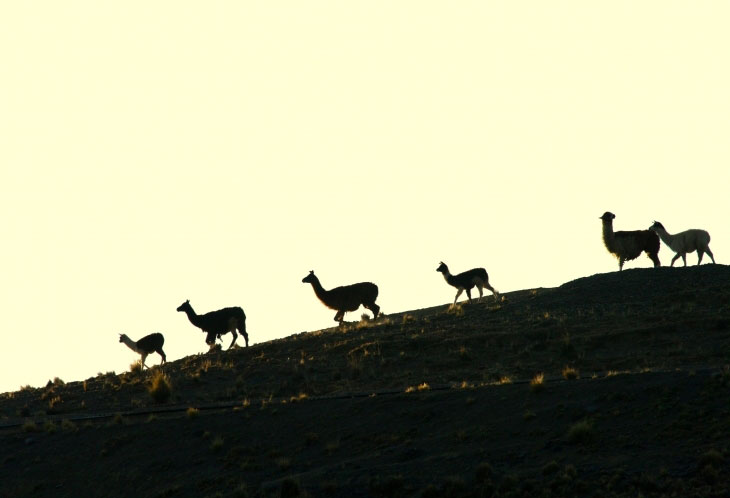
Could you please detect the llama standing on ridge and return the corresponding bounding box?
[436,262,499,305]
[649,221,715,266]
[176,300,248,349]
[600,211,661,271]
[119,333,166,369]
[302,270,380,325]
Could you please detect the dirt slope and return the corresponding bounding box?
[2,265,730,497]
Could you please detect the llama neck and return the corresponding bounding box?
[307,276,329,303]
[183,306,202,328]
[120,336,141,354]
[653,226,673,246]
[602,220,616,251]
[440,269,454,285]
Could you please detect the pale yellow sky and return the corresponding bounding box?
[1,2,728,393]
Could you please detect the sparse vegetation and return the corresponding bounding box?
[405,382,430,393]
[446,303,464,316]
[530,373,546,392]
[562,366,579,380]
[567,419,595,444]
[210,435,224,452]
[148,372,172,403]
[22,420,39,433]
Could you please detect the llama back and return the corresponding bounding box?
[135,332,164,352]
[680,229,711,251]
[330,282,379,310]
[612,230,659,261]
[203,306,246,322]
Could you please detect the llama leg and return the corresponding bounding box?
[228,330,238,349]
[364,302,380,319]
[706,247,715,264]
[648,252,661,268]
[240,326,250,347]
[697,250,704,265]
[334,310,345,324]
[453,288,463,304]
[619,258,625,271]
[476,285,484,303]
[465,288,473,303]
[485,283,499,301]
[141,353,148,370]
[157,348,166,365]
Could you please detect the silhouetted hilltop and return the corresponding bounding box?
[2,265,730,497]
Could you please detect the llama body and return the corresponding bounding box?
[302,270,380,325]
[436,262,499,304]
[119,333,166,369]
[600,212,661,271]
[176,300,248,349]
[649,221,715,266]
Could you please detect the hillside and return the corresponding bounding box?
[2,265,730,497]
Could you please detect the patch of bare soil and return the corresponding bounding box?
[1,265,729,497]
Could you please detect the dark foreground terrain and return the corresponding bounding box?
[2,265,730,497]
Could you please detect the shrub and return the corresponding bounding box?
[148,372,172,403]
[22,420,39,433]
[567,419,594,444]
[210,435,224,452]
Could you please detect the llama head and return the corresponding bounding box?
[649,221,664,231]
[302,271,316,284]
[176,300,191,312]
[600,212,615,222]
[119,333,128,343]
[436,262,448,273]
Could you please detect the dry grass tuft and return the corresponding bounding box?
[447,303,464,316]
[562,366,580,380]
[148,372,172,404]
[405,382,430,393]
[530,373,545,392]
